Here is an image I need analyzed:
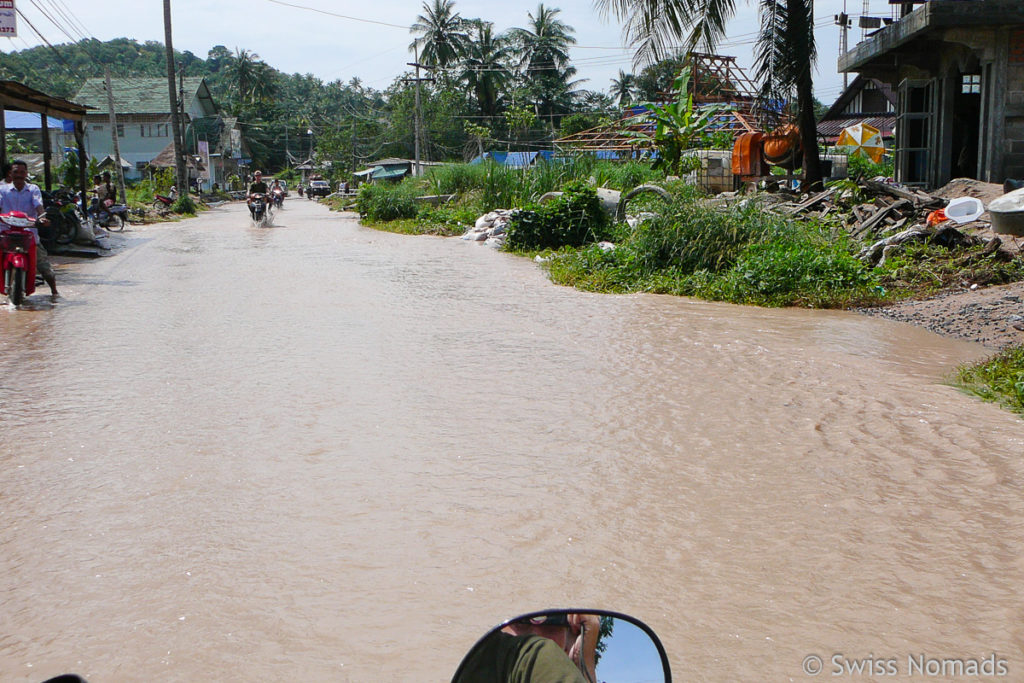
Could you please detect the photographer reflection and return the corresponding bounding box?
[454,612,600,683]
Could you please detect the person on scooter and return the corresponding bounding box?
[247,170,270,219]
[454,613,600,683]
[271,179,284,208]
[0,159,60,300]
[101,171,117,206]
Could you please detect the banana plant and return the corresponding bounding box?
[626,66,728,175]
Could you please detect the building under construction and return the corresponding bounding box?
[554,53,769,158]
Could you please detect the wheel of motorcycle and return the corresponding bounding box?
[8,268,25,306]
[106,214,125,232]
[54,217,76,245]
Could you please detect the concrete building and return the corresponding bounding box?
[73,77,219,181]
[839,0,1024,188]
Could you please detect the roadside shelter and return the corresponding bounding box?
[0,80,90,197]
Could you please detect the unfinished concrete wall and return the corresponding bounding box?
[1004,29,1024,181]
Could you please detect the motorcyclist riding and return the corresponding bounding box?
[271,179,284,208]
[247,171,269,219]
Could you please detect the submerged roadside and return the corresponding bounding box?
[335,167,1024,415]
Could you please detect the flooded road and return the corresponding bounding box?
[2,199,1023,681]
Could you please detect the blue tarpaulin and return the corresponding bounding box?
[4,110,71,131]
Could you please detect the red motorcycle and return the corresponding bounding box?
[0,211,38,306]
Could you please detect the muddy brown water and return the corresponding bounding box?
[2,200,1022,682]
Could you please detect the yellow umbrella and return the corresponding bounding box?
[836,122,885,163]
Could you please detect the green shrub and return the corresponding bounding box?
[718,234,876,306]
[505,182,609,251]
[955,345,1024,415]
[625,197,783,275]
[846,153,894,180]
[356,181,419,221]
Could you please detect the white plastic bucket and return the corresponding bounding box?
[944,196,984,224]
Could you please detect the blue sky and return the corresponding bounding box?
[4,0,906,105]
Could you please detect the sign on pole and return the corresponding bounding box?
[197,140,210,181]
[0,0,17,37]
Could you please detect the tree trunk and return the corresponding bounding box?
[163,0,187,197]
[797,71,822,192]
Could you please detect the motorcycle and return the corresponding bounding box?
[89,196,130,232]
[272,188,285,209]
[39,609,670,683]
[152,193,175,212]
[40,188,80,248]
[249,193,270,227]
[0,210,38,307]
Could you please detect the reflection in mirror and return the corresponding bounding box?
[452,609,670,683]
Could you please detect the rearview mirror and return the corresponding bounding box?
[452,609,671,682]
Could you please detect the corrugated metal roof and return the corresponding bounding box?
[817,116,895,141]
[73,77,211,116]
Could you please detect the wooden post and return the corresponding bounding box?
[40,112,52,191]
[0,102,6,165]
[104,68,129,205]
[75,121,88,212]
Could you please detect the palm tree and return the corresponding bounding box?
[458,20,513,119]
[597,0,823,189]
[509,4,576,78]
[609,70,636,106]
[409,0,469,70]
[509,5,578,122]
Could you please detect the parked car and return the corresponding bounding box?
[307,180,331,199]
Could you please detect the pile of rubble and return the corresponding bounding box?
[761,177,1015,267]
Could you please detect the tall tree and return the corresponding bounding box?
[509,5,578,122]
[597,0,823,189]
[509,4,576,78]
[609,70,636,106]
[409,0,469,70]
[458,20,513,119]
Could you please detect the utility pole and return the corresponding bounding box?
[405,46,435,177]
[178,62,190,188]
[104,67,128,207]
[835,5,851,90]
[163,0,188,203]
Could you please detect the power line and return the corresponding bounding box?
[13,7,89,81]
[263,0,407,29]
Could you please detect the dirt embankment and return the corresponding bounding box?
[858,179,1024,350]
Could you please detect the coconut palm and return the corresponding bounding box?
[609,70,637,106]
[409,0,469,70]
[509,4,576,78]
[458,20,514,119]
[509,5,579,123]
[597,0,823,188]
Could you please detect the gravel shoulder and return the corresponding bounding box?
[859,281,1024,350]
[857,178,1024,350]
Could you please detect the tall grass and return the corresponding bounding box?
[422,157,665,213]
[546,196,879,308]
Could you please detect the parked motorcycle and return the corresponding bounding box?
[37,609,670,683]
[88,196,130,231]
[40,188,80,248]
[0,211,38,306]
[152,194,175,212]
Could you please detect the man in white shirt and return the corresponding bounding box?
[0,159,60,300]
